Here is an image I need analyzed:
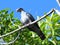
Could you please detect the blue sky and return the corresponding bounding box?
[0,0,60,19]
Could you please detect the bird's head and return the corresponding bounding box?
[16,8,24,12]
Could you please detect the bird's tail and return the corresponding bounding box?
[33,27,46,40]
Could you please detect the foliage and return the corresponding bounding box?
[0,9,60,45]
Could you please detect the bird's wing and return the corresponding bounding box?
[26,13,35,21]
[26,13,40,28]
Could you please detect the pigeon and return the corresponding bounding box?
[16,8,46,40]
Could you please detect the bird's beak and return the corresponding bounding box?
[16,8,19,12]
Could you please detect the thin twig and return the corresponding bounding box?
[0,30,20,45]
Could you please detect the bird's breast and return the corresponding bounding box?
[20,11,32,25]
[21,16,30,24]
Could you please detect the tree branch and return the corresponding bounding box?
[0,8,55,38]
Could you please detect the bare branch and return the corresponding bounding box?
[0,30,20,45]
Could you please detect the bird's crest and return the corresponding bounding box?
[16,8,24,12]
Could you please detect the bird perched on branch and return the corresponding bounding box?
[16,8,46,40]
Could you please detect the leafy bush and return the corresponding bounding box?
[0,9,60,45]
